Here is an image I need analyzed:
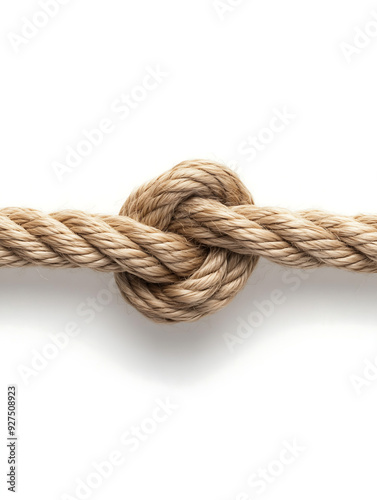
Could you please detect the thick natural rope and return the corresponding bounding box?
[1,159,377,322]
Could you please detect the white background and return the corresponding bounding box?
[1,0,377,498]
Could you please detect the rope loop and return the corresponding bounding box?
[116,160,259,322]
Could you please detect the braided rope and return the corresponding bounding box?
[1,159,376,322]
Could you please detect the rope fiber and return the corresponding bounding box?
[1,160,376,322]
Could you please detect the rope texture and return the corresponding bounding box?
[1,160,377,322]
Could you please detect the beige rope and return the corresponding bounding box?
[1,159,376,322]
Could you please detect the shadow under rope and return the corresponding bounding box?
[0,258,377,385]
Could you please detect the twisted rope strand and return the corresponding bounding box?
[1,159,376,322]
[0,208,206,282]
[171,199,377,272]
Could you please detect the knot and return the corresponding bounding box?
[4,159,377,322]
[116,160,259,322]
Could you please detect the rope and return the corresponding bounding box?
[1,159,376,322]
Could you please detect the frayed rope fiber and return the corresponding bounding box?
[2,159,377,322]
